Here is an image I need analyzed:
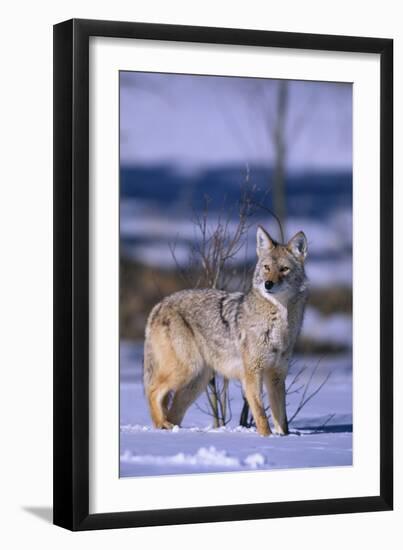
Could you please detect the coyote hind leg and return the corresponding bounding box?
[167,368,212,426]
[144,305,204,430]
[146,383,175,430]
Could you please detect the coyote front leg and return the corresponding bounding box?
[242,366,271,436]
[265,368,289,435]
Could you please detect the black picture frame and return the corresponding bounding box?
[53,18,393,531]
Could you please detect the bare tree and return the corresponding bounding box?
[231,79,318,237]
[271,81,289,230]
[214,78,290,238]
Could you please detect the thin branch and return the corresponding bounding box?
[168,239,192,286]
[288,360,331,424]
[313,413,336,434]
[250,199,285,243]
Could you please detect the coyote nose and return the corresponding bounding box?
[265,280,274,291]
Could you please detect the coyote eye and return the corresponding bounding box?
[263,264,270,271]
[280,266,290,273]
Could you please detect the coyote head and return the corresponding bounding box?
[253,225,308,303]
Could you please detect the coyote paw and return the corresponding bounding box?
[257,425,272,437]
[159,420,175,430]
[274,426,289,436]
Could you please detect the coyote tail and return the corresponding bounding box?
[143,343,154,394]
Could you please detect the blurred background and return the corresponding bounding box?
[119,71,352,360]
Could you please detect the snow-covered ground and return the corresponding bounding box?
[120,342,352,478]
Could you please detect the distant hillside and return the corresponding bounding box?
[120,164,352,220]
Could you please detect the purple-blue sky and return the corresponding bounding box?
[120,72,352,172]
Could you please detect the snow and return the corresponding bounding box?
[121,446,241,467]
[302,307,352,346]
[121,447,266,470]
[120,342,352,478]
[243,453,266,468]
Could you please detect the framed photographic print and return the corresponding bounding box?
[53,19,393,530]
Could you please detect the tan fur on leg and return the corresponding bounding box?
[265,369,288,434]
[167,368,212,426]
[147,384,174,429]
[242,369,272,436]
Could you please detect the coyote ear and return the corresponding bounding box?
[256,225,275,256]
[287,231,308,261]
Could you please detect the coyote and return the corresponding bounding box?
[143,226,308,436]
